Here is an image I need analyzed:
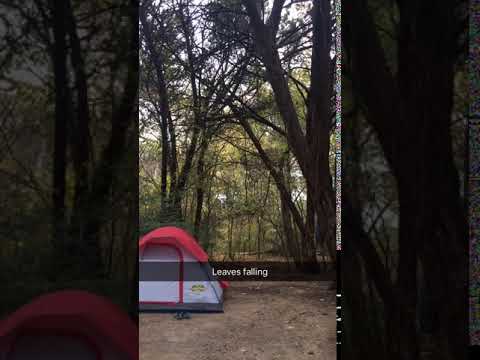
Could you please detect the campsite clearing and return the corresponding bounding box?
[140,281,336,360]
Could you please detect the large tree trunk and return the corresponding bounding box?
[243,0,335,269]
[51,0,69,273]
[66,0,91,208]
[344,1,467,358]
[342,101,388,358]
[342,212,387,359]
[397,4,467,357]
[307,0,336,265]
[65,0,97,266]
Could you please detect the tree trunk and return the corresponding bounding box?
[170,5,204,216]
[344,1,468,358]
[139,3,170,205]
[194,139,208,237]
[307,0,335,267]
[51,0,69,274]
[342,217,387,359]
[66,0,91,209]
[302,182,320,272]
[80,5,139,276]
[280,196,301,268]
[65,0,99,267]
[243,0,334,269]
[228,217,234,261]
[243,0,308,175]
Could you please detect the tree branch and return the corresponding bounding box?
[267,0,285,37]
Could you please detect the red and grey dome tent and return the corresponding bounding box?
[0,290,138,360]
[139,226,228,312]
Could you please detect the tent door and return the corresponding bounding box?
[139,244,182,304]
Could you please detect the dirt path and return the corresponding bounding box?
[140,281,336,360]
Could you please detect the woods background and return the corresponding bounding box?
[0,0,138,317]
[139,0,338,271]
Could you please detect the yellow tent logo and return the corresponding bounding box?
[191,284,206,293]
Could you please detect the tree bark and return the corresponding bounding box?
[140,2,170,205]
[280,192,302,268]
[51,0,69,273]
[193,137,208,237]
[344,1,468,358]
[65,0,98,267]
[308,0,336,264]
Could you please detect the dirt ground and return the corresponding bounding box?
[140,281,336,360]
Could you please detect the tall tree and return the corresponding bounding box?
[343,1,468,358]
[51,0,70,268]
[242,0,335,266]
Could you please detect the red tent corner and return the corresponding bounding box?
[0,290,138,359]
[140,226,229,289]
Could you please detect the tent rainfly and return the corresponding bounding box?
[139,226,229,312]
[0,290,138,360]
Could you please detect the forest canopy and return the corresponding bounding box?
[139,0,338,268]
